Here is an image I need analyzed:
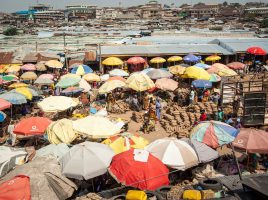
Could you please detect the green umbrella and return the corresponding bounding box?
[55,77,81,89]
[1,75,17,82]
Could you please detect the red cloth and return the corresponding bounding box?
[0,175,31,200]
[200,113,207,121]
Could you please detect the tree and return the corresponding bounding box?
[261,19,268,28]
[223,1,228,6]
[3,27,18,36]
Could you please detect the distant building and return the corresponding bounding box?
[29,4,52,11]
[34,10,65,22]
[244,7,268,16]
[140,1,163,19]
[185,4,220,19]
[66,5,97,20]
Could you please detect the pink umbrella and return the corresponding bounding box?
[227,62,245,70]
[21,64,36,71]
[38,74,54,80]
[155,78,178,91]
[0,99,12,110]
[127,57,146,65]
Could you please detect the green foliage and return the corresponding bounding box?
[3,27,18,36]
[261,19,268,28]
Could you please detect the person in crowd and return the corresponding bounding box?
[143,106,157,134]
[142,92,150,110]
[211,92,220,106]
[132,95,140,112]
[7,120,16,146]
[225,114,234,126]
[200,109,207,121]
[106,93,115,112]
[235,117,242,129]
[189,88,195,105]
[202,89,210,103]
[232,94,240,115]
[217,108,224,122]
[155,97,162,121]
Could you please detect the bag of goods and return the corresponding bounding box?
[183,190,201,200]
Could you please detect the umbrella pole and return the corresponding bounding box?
[92,179,95,192]
[230,144,242,180]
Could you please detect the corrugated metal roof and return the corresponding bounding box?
[100,44,232,56]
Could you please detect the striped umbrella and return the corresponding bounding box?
[71,65,93,75]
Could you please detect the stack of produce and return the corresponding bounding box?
[110,100,130,114]
[187,102,218,115]
[132,111,144,123]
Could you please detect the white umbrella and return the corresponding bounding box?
[79,78,91,92]
[61,141,114,180]
[145,137,199,170]
[35,144,70,160]
[37,96,78,112]
[109,69,129,77]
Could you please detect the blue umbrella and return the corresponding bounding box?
[183,54,200,63]
[0,92,27,104]
[0,111,6,122]
[192,80,212,88]
[71,65,93,75]
[194,63,211,69]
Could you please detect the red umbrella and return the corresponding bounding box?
[108,149,169,190]
[13,117,52,136]
[0,175,31,200]
[0,98,12,111]
[227,62,245,70]
[247,47,266,55]
[127,57,146,65]
[233,128,268,154]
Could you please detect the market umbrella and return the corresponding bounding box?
[11,87,33,100]
[205,55,221,62]
[0,92,27,105]
[233,128,268,154]
[5,65,20,73]
[60,73,80,79]
[61,87,84,95]
[99,80,126,94]
[35,144,70,160]
[126,72,155,92]
[167,56,183,63]
[182,66,211,80]
[150,57,166,64]
[108,149,169,190]
[21,64,36,71]
[192,80,212,88]
[109,69,129,77]
[0,111,6,122]
[168,65,186,75]
[0,65,8,73]
[34,77,53,85]
[73,116,121,139]
[183,54,200,63]
[79,78,91,92]
[145,137,199,170]
[45,60,63,69]
[227,62,245,70]
[102,132,149,154]
[247,47,266,55]
[107,76,126,82]
[56,76,81,88]
[218,68,237,77]
[209,74,221,82]
[38,74,54,80]
[0,99,11,111]
[71,65,93,76]
[83,73,101,82]
[8,83,28,89]
[212,63,229,70]
[28,85,43,95]
[37,96,78,112]
[61,141,114,180]
[191,121,239,149]
[21,72,37,80]
[194,63,211,69]
[69,63,82,69]
[127,57,146,65]
[13,117,52,136]
[47,119,77,144]
[147,69,172,79]
[141,68,154,74]
[100,74,110,81]
[102,57,123,66]
[36,62,47,71]
[1,75,18,82]
[155,78,178,91]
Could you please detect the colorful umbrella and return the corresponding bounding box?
[150,57,166,64]
[8,83,28,88]
[168,65,186,75]
[37,96,78,112]
[0,65,8,73]
[167,56,183,62]
[127,57,146,65]
[98,80,126,94]
[191,121,239,149]
[5,65,20,73]
[183,54,200,63]
[0,111,6,122]
[126,72,155,92]
[20,72,37,80]
[56,76,81,88]
[209,74,221,82]
[61,87,84,95]
[21,64,36,71]
[146,138,199,170]
[45,60,63,69]
[60,73,80,79]
[147,69,172,79]
[69,63,83,69]
[0,92,27,105]
[182,66,211,80]
[1,75,18,82]
[12,87,33,100]
[233,128,268,154]
[102,132,149,154]
[100,74,110,81]
[34,78,53,85]
[227,62,245,70]
[192,80,212,88]
[247,47,266,55]
[36,62,47,71]
[194,63,211,69]
[71,65,93,75]
[38,74,54,80]
[107,76,126,82]
[205,55,221,62]
[79,78,91,92]
[108,149,169,190]
[13,117,52,136]
[141,68,154,74]
[102,57,123,66]
[109,69,129,77]
[218,68,237,77]
[35,143,70,160]
[0,99,12,110]
[83,73,101,82]
[155,78,178,91]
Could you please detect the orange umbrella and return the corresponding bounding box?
[107,76,126,82]
[127,57,146,65]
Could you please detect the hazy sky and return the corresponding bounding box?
[0,0,265,12]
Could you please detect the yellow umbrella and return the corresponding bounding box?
[8,83,28,88]
[45,60,63,69]
[21,72,37,80]
[150,57,166,64]
[205,55,221,62]
[0,65,9,73]
[218,68,237,77]
[126,72,155,92]
[169,65,186,75]
[167,56,183,62]
[102,132,149,154]
[102,57,123,66]
[83,73,101,82]
[182,66,211,80]
[15,87,33,100]
[5,65,21,73]
[99,80,126,94]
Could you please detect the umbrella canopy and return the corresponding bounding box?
[35,144,70,160]
[233,128,268,154]
[34,77,53,85]
[73,116,121,138]
[150,57,166,64]
[141,68,154,74]
[12,87,33,100]
[47,119,77,144]
[126,73,155,92]
[227,62,245,70]
[56,76,81,88]
[108,76,126,82]
[61,87,84,95]
[8,83,28,89]
[145,137,199,170]
[155,78,178,91]
[0,99,12,111]
[83,73,101,82]
[102,132,149,154]
[191,121,239,149]
[38,74,54,80]
[205,55,221,62]
[69,63,82,69]
[0,111,6,122]
[21,64,36,71]
[102,57,123,66]
[36,62,47,71]
[247,46,266,55]
[60,73,80,79]
[0,92,27,105]
[218,68,237,77]
[5,65,20,73]
[21,72,37,80]
[100,74,110,81]
[45,60,63,69]
[194,63,211,69]
[192,80,212,88]
[109,149,169,190]
[212,63,229,70]
[1,75,18,82]
[182,66,211,80]
[13,117,52,136]
[183,54,200,63]
[127,57,146,65]
[167,56,183,62]
[61,141,115,180]
[147,69,172,79]
[79,78,91,92]
[99,80,126,94]
[37,96,78,112]
[209,74,221,82]
[169,65,186,75]
[109,69,129,77]
[71,65,93,75]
